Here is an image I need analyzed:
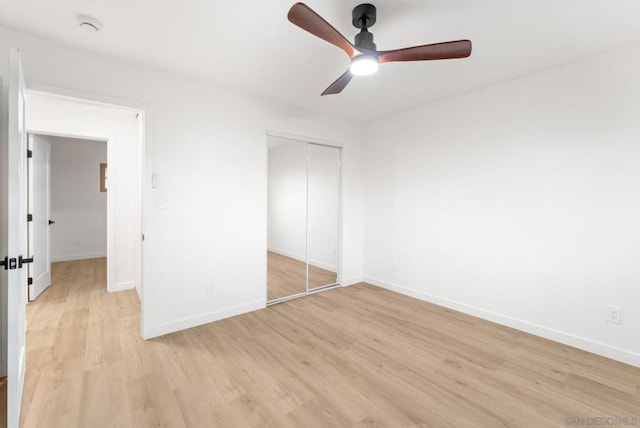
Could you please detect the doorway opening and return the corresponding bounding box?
[16,89,145,423]
[1,49,147,427]
[27,134,108,301]
[25,90,144,298]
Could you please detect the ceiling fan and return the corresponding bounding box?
[287,2,472,96]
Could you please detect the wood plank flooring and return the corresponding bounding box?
[20,258,640,427]
[0,376,6,426]
[267,251,337,301]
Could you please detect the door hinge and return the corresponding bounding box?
[28,277,33,286]
[27,214,33,222]
[27,149,32,158]
[18,256,34,269]
[1,257,17,270]
[142,234,145,241]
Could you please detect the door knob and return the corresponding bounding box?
[48,220,55,225]
[18,255,34,269]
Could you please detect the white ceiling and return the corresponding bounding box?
[1,0,640,121]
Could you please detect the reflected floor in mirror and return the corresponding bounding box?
[267,251,337,301]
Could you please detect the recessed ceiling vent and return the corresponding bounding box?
[77,15,102,33]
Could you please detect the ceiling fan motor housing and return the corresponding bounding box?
[352,3,377,51]
[355,30,376,51]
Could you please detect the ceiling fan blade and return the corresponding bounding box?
[377,40,472,64]
[288,3,357,58]
[321,70,353,96]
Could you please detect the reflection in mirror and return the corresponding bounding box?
[307,143,340,290]
[267,137,307,301]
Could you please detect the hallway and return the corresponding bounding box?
[20,258,139,427]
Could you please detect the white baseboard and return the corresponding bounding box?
[109,281,135,292]
[364,276,640,368]
[268,247,337,272]
[143,299,266,339]
[51,252,107,262]
[341,276,364,286]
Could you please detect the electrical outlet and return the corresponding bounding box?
[207,284,215,296]
[606,305,621,324]
[74,240,81,247]
[392,261,398,272]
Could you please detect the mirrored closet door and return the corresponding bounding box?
[307,143,340,291]
[267,135,341,303]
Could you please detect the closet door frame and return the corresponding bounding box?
[266,130,343,305]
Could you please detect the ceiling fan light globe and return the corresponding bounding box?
[350,55,378,76]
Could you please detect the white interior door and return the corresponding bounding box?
[3,47,28,428]
[28,134,51,301]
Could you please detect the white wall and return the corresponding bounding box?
[0,25,364,339]
[363,43,640,367]
[26,94,141,294]
[267,139,340,272]
[44,135,107,262]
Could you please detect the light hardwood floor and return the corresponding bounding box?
[267,251,337,301]
[0,376,6,426]
[20,258,640,427]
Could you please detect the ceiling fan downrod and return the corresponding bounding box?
[352,3,377,51]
